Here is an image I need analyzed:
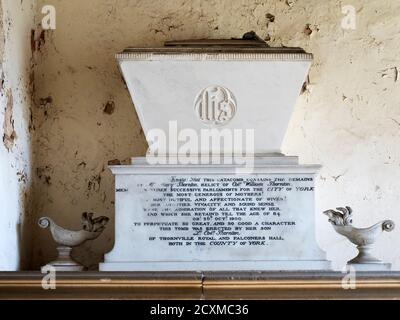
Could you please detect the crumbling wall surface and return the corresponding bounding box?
[0,0,36,270]
[32,0,400,270]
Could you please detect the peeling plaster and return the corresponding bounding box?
[103,100,115,115]
[2,89,15,151]
[0,0,37,271]
[27,0,400,270]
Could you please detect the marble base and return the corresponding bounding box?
[100,260,331,271]
[348,263,392,272]
[41,247,84,272]
[100,156,331,272]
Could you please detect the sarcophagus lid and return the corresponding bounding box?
[117,33,312,156]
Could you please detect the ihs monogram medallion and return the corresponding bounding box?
[194,86,237,126]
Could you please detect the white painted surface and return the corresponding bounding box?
[0,0,36,270]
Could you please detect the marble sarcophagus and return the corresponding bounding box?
[100,37,331,271]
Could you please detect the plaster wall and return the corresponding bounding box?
[0,0,36,270]
[32,0,400,270]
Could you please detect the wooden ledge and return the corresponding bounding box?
[0,271,400,299]
[0,272,202,300]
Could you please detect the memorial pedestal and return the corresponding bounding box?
[100,156,330,271]
[100,40,331,272]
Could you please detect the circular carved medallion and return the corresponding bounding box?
[194,86,237,126]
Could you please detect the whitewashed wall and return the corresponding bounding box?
[0,0,36,270]
[30,0,400,270]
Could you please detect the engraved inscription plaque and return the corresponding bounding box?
[101,163,330,271]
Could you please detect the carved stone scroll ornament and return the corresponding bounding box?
[38,213,109,271]
[324,206,394,269]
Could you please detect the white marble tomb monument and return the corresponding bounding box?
[100,38,331,271]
